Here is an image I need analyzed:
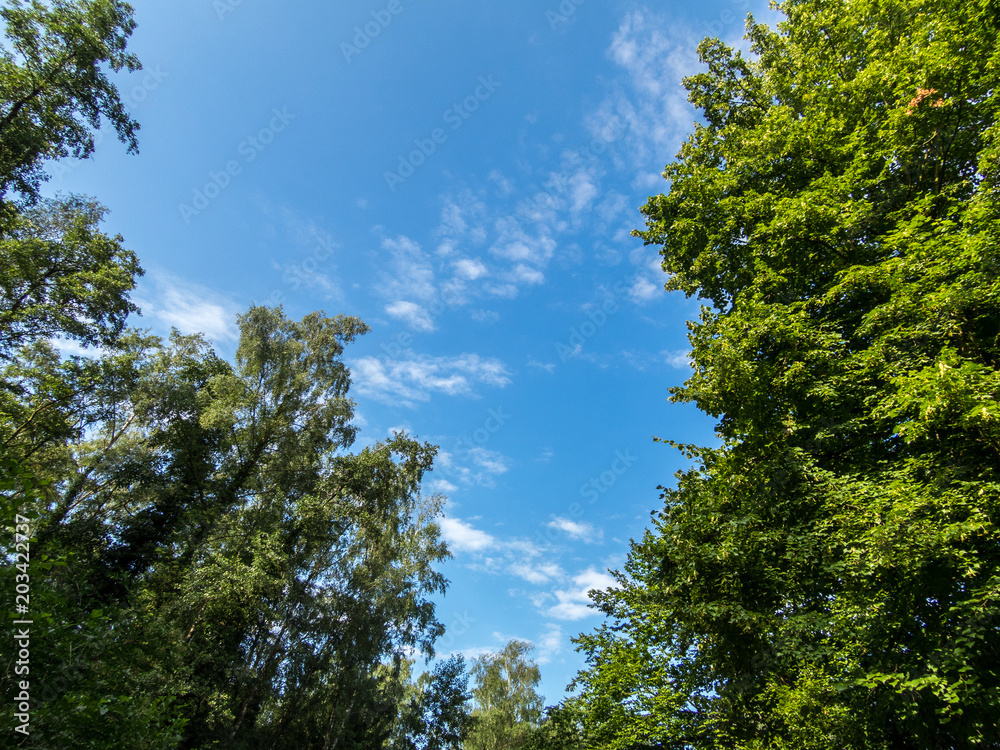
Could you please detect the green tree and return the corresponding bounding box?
[466,640,544,750]
[574,0,1000,748]
[0,194,142,356]
[393,655,474,750]
[3,304,455,749]
[521,702,593,750]
[30,306,450,749]
[0,0,140,209]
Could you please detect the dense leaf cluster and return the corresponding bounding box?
[573,0,1000,747]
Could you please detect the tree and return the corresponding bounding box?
[0,0,140,209]
[393,655,475,750]
[0,194,142,356]
[521,702,594,750]
[574,0,1000,747]
[466,640,545,750]
[2,301,454,749]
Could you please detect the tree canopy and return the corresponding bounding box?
[0,3,467,746]
[0,0,139,209]
[574,0,1000,747]
[466,640,545,750]
[5,0,999,748]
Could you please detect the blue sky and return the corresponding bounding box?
[46,0,776,705]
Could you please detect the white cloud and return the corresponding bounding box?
[385,300,436,332]
[278,260,342,299]
[454,258,489,280]
[534,448,554,463]
[630,276,661,303]
[527,360,556,374]
[489,216,557,266]
[511,264,545,286]
[568,169,600,215]
[535,624,564,665]
[348,352,511,406]
[436,192,488,246]
[488,169,514,196]
[257,205,344,302]
[439,200,468,236]
[510,561,564,585]
[546,568,618,621]
[663,349,692,369]
[587,10,703,182]
[428,478,459,494]
[471,309,500,323]
[483,282,520,299]
[597,192,629,223]
[439,516,496,553]
[380,235,437,303]
[434,444,514,492]
[468,446,509,475]
[136,272,240,344]
[547,517,603,544]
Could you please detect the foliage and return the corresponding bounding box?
[0,193,142,355]
[0,0,140,208]
[466,640,545,750]
[393,655,475,750]
[573,0,1000,748]
[0,2,463,748]
[1,302,455,749]
[521,701,594,750]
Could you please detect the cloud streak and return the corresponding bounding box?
[136,271,241,344]
[348,352,511,406]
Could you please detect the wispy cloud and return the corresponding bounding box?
[588,9,702,185]
[489,216,557,268]
[545,568,618,621]
[385,300,436,332]
[547,517,603,544]
[380,235,437,302]
[428,478,459,494]
[454,258,489,280]
[535,623,564,665]
[348,352,511,406]
[136,271,241,344]
[439,516,497,553]
[663,349,692,369]
[438,513,617,624]
[629,276,661,303]
[258,202,344,302]
[510,560,565,585]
